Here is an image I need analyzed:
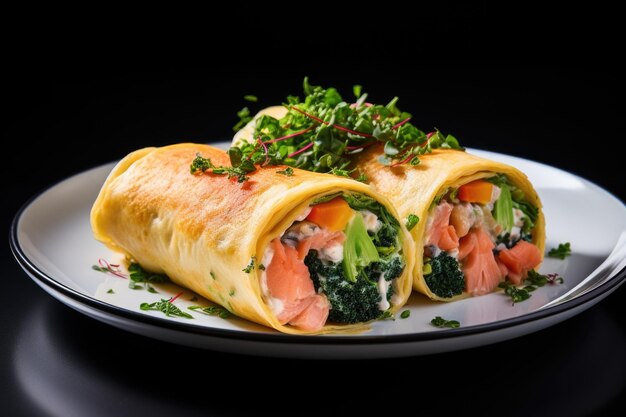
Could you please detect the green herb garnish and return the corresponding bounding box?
[188,305,231,319]
[242,256,256,273]
[405,214,419,231]
[548,242,572,259]
[232,107,252,132]
[191,151,255,183]
[400,310,411,319]
[215,77,463,183]
[431,316,460,328]
[244,95,258,102]
[498,281,532,304]
[499,270,564,304]
[140,298,193,319]
[276,167,294,176]
[107,289,114,294]
[128,262,169,291]
[379,310,395,320]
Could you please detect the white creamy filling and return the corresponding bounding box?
[430,245,442,258]
[260,243,285,316]
[361,209,382,233]
[320,241,344,263]
[377,272,391,311]
[513,208,524,227]
[496,243,508,251]
[261,201,397,318]
[390,292,403,307]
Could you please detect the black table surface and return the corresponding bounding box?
[3,63,625,416]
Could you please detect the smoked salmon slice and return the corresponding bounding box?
[498,240,542,285]
[458,228,504,296]
[265,238,330,330]
[288,294,330,331]
[296,230,345,260]
[427,201,460,251]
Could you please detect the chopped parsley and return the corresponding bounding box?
[498,281,532,304]
[548,242,572,259]
[499,270,564,305]
[242,256,256,273]
[276,167,294,176]
[405,214,419,231]
[189,305,231,319]
[232,107,252,132]
[140,298,193,319]
[106,289,114,294]
[431,316,460,328]
[400,310,411,319]
[244,95,258,102]
[128,262,169,292]
[190,151,255,183]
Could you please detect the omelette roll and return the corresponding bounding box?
[355,146,546,301]
[232,107,546,302]
[91,143,413,334]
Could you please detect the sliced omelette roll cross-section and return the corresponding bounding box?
[232,106,545,302]
[354,146,546,301]
[91,143,414,334]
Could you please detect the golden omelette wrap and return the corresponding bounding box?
[91,143,413,334]
[233,107,546,302]
[354,145,546,301]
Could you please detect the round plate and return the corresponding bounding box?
[10,142,626,358]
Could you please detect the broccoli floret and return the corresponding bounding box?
[304,251,403,324]
[424,252,465,298]
[365,256,405,300]
[367,256,405,283]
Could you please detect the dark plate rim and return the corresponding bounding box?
[9,162,626,346]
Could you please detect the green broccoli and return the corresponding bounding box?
[304,251,404,323]
[424,252,465,298]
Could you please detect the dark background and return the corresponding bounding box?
[3,5,625,416]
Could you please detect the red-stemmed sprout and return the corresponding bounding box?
[291,106,374,138]
[97,258,127,279]
[287,141,314,158]
[391,116,412,130]
[546,273,564,285]
[169,291,184,304]
[265,126,315,144]
[256,136,270,165]
[390,130,436,167]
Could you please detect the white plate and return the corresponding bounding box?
[10,142,626,359]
